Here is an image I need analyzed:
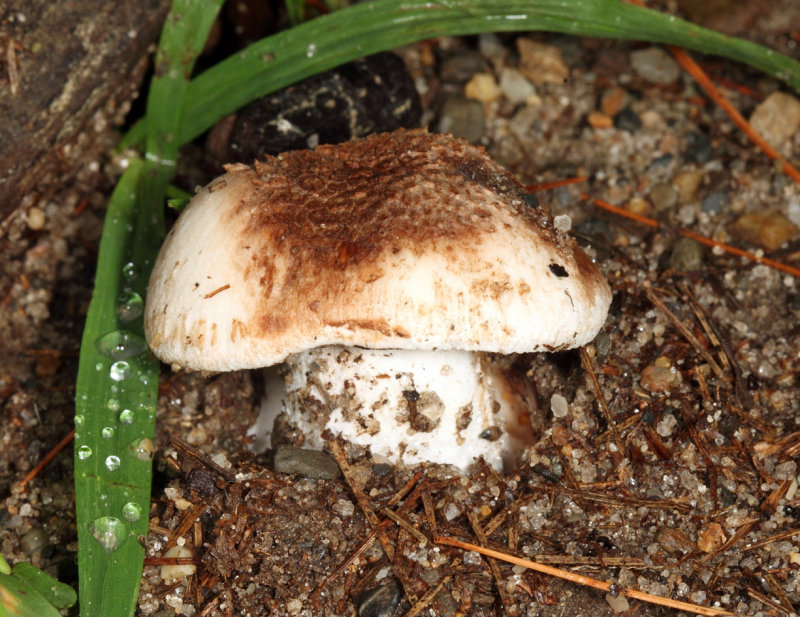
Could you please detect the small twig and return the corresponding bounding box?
[746,587,794,616]
[17,429,75,489]
[169,436,235,482]
[467,510,516,615]
[643,286,729,383]
[584,195,800,279]
[386,470,424,508]
[525,176,588,193]
[400,575,452,617]
[435,535,733,616]
[580,348,625,456]
[382,508,428,546]
[166,501,207,549]
[203,283,230,299]
[310,519,392,604]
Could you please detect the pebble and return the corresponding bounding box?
[649,182,678,213]
[701,191,728,215]
[600,87,629,117]
[587,111,613,129]
[332,498,355,518]
[516,38,569,85]
[697,522,727,553]
[614,107,642,132]
[667,237,704,272]
[605,592,630,613]
[625,197,651,217]
[683,131,714,164]
[439,51,488,83]
[26,207,46,230]
[357,580,402,617]
[437,96,485,144]
[550,393,569,418]
[647,153,674,173]
[498,67,537,105]
[464,72,501,104]
[672,170,704,202]
[160,545,196,581]
[630,47,680,85]
[272,445,341,479]
[20,527,48,555]
[730,210,798,251]
[748,91,800,151]
[640,357,682,392]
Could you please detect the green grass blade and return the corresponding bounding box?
[172,0,800,146]
[73,1,223,616]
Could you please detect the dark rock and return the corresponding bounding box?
[208,52,421,166]
[272,445,341,480]
[684,131,714,164]
[614,107,642,132]
[20,527,48,555]
[358,579,402,617]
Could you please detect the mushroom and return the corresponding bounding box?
[144,129,611,471]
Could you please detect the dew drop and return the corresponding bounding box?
[77,445,93,460]
[91,516,126,553]
[105,455,121,471]
[109,360,131,382]
[95,362,103,371]
[75,414,85,427]
[306,43,317,58]
[121,502,143,523]
[96,330,147,361]
[101,426,115,439]
[119,409,134,425]
[116,290,144,323]
[122,262,138,280]
[128,437,155,462]
[107,398,120,412]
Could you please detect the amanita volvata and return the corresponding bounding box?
[144,129,612,471]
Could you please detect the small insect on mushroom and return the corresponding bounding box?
[144,129,612,472]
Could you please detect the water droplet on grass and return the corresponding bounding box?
[96,330,147,361]
[75,414,85,427]
[122,502,142,522]
[119,409,134,425]
[110,361,131,381]
[105,455,121,471]
[107,398,120,412]
[91,516,126,552]
[101,426,115,439]
[116,290,143,323]
[122,262,138,280]
[77,445,93,460]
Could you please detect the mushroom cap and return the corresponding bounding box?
[145,129,611,372]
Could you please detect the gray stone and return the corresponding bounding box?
[630,47,680,85]
[649,182,678,214]
[440,51,488,83]
[20,527,48,555]
[667,237,704,272]
[358,580,402,617]
[272,445,341,479]
[701,192,729,215]
[437,96,485,144]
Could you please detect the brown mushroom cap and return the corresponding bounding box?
[145,129,611,372]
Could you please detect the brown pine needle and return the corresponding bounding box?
[434,535,733,616]
[525,176,588,193]
[668,45,800,185]
[17,428,75,489]
[583,194,800,279]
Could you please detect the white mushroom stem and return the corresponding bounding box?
[276,346,528,471]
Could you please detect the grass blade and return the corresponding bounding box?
[73,1,223,616]
[121,0,800,150]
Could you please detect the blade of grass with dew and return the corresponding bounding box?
[73,1,223,616]
[120,0,800,150]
